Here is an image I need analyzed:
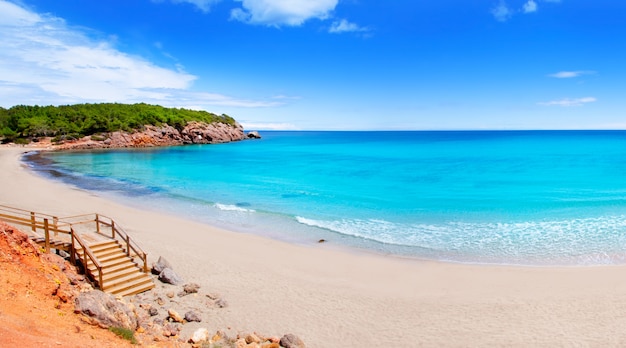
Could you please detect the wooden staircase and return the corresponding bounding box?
[0,205,155,297]
[76,240,155,297]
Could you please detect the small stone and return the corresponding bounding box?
[280,334,306,348]
[246,333,261,344]
[235,338,248,348]
[166,292,175,298]
[262,343,280,348]
[215,298,228,308]
[184,310,202,323]
[183,283,200,294]
[168,309,184,323]
[148,307,158,316]
[189,328,209,343]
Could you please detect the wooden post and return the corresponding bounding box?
[143,253,148,273]
[30,212,36,232]
[126,234,130,256]
[95,214,101,235]
[70,230,76,265]
[43,218,50,254]
[53,216,59,237]
[111,220,115,239]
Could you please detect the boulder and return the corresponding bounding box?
[279,334,306,348]
[74,290,138,330]
[158,268,184,285]
[184,310,202,323]
[247,131,261,139]
[152,256,173,275]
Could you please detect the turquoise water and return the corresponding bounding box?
[26,131,626,265]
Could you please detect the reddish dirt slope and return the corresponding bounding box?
[0,221,135,348]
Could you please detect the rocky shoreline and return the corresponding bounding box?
[50,121,260,151]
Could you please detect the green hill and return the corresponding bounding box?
[0,103,237,144]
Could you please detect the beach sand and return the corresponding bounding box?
[2,146,626,347]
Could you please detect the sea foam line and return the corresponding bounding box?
[214,203,256,213]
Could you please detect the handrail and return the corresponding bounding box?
[0,205,149,291]
[95,214,149,273]
[70,227,104,289]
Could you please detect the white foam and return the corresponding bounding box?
[214,203,256,213]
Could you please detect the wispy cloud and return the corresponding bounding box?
[523,0,538,13]
[491,1,513,22]
[241,122,300,130]
[329,19,369,34]
[539,97,597,107]
[0,0,278,110]
[153,0,221,12]
[548,71,596,79]
[492,0,562,21]
[230,0,338,27]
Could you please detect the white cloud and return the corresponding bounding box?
[230,0,338,26]
[491,1,513,22]
[0,0,279,110]
[329,19,369,34]
[523,0,538,13]
[539,97,597,107]
[548,71,595,78]
[154,0,221,12]
[241,122,300,130]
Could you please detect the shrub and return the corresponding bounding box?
[109,327,137,344]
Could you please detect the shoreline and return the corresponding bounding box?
[3,146,626,346]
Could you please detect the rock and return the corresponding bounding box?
[262,343,280,348]
[166,292,175,298]
[235,338,248,348]
[215,298,228,308]
[158,268,184,285]
[184,283,200,294]
[184,310,202,323]
[152,256,173,275]
[178,282,200,297]
[247,131,261,139]
[279,334,306,348]
[163,322,182,337]
[168,309,184,323]
[190,328,210,343]
[74,290,138,330]
[246,333,261,344]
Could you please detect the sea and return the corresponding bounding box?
[23,131,626,266]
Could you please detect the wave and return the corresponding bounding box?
[214,203,256,213]
[295,215,626,265]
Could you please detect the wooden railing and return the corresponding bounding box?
[0,205,147,290]
[95,214,149,273]
[61,213,149,273]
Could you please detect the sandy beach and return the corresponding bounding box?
[2,146,626,347]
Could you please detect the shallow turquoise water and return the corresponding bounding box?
[27,131,626,265]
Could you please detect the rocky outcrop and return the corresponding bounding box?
[247,131,262,139]
[56,121,245,150]
[74,290,138,330]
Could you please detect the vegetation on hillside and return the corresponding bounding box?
[0,103,237,143]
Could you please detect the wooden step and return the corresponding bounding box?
[101,266,141,283]
[103,274,155,296]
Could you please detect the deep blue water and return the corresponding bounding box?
[25,131,626,265]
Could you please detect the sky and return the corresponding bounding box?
[1,0,625,130]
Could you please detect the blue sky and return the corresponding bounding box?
[1,0,624,130]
